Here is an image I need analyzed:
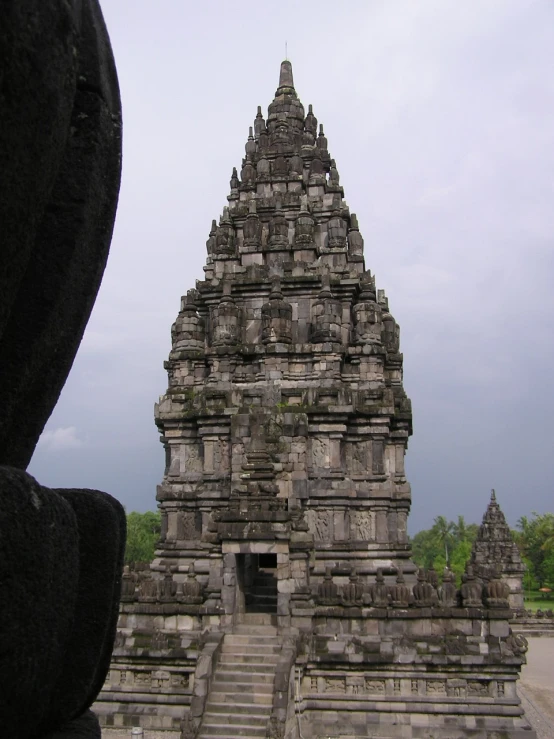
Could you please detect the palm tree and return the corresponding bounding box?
[432,516,455,568]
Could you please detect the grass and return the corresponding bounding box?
[523,589,553,611]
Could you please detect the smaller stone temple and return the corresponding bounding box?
[95,62,535,739]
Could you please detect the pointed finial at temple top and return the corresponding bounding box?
[278,60,294,91]
[491,489,496,502]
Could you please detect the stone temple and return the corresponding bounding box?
[96,62,535,738]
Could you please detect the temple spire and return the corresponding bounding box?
[278,59,294,91]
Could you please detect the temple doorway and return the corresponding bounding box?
[237,553,278,614]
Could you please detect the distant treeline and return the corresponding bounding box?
[412,513,554,590]
[123,509,554,590]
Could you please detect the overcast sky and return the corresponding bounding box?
[29,0,554,533]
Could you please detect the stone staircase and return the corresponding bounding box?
[198,615,281,739]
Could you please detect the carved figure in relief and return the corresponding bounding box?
[308,509,330,541]
[311,437,330,469]
[351,510,374,541]
[180,512,198,540]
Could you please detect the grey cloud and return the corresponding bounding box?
[30,0,554,531]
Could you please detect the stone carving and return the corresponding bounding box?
[327,210,347,249]
[438,569,458,607]
[243,199,262,249]
[311,276,342,343]
[121,566,137,601]
[348,213,364,257]
[460,566,483,608]
[485,564,511,608]
[317,124,328,152]
[180,563,204,604]
[318,567,340,605]
[351,510,375,541]
[268,204,289,249]
[368,569,390,608]
[326,678,346,693]
[240,156,256,186]
[426,680,447,696]
[261,277,292,344]
[171,290,205,353]
[389,568,412,608]
[342,569,365,606]
[294,196,315,246]
[304,103,318,136]
[158,568,177,601]
[211,283,240,346]
[467,680,490,696]
[412,568,438,607]
[364,679,385,694]
[215,207,236,256]
[306,509,330,541]
[505,632,528,656]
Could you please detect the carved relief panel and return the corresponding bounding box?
[350,510,375,542]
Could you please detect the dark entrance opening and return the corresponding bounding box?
[240,553,278,614]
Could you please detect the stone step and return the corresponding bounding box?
[209,690,273,704]
[247,595,278,604]
[212,670,275,684]
[224,634,281,647]
[200,733,266,739]
[217,661,278,673]
[200,716,267,739]
[221,634,281,654]
[203,705,271,726]
[221,643,281,655]
[240,613,277,626]
[233,624,277,636]
[219,653,280,665]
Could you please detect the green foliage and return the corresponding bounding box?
[125,511,161,565]
[515,512,554,588]
[411,515,478,585]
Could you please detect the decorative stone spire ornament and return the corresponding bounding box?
[389,567,412,608]
[368,569,390,608]
[317,124,328,151]
[171,289,205,354]
[304,103,318,136]
[268,201,289,249]
[294,195,315,247]
[206,219,217,256]
[318,567,340,605]
[254,105,266,138]
[215,207,235,256]
[311,274,342,343]
[211,281,240,346]
[353,271,382,345]
[261,276,292,344]
[245,126,256,157]
[277,59,294,92]
[348,213,364,258]
[412,568,438,607]
[460,565,483,608]
[243,198,262,250]
[327,210,347,249]
[438,569,458,607]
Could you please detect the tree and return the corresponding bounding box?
[432,515,455,567]
[515,512,554,588]
[411,515,479,584]
[125,511,161,565]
